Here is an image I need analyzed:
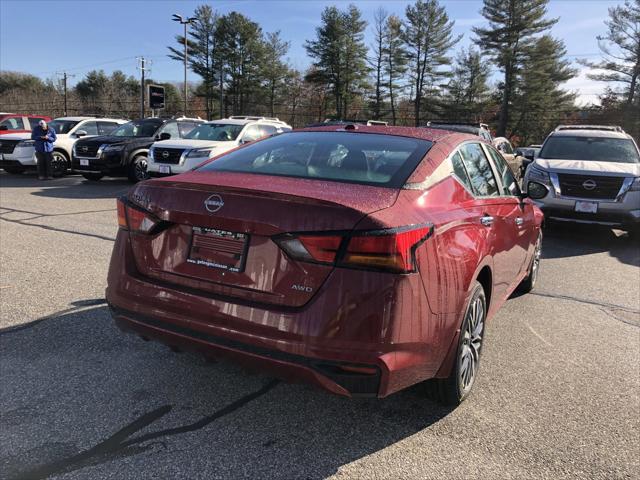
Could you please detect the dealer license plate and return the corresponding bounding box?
[80,159,89,166]
[575,201,598,213]
[159,164,171,174]
[187,227,249,273]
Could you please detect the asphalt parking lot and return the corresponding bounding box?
[1,172,638,480]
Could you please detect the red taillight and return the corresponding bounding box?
[116,197,159,234]
[298,235,343,263]
[343,226,432,272]
[117,198,128,229]
[275,224,433,273]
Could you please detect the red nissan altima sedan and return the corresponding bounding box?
[106,125,544,405]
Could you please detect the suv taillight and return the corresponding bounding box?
[275,224,433,273]
[116,197,160,234]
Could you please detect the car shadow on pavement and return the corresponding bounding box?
[542,222,639,268]
[0,305,452,480]
[1,172,132,200]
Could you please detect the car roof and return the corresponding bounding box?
[205,118,287,126]
[550,129,630,140]
[53,116,97,121]
[295,124,481,143]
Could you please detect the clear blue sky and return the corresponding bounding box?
[0,0,622,104]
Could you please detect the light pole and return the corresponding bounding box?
[172,14,195,116]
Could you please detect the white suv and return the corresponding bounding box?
[147,116,291,176]
[0,116,127,176]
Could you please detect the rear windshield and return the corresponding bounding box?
[111,120,161,137]
[48,120,79,134]
[196,131,433,187]
[185,123,244,141]
[539,136,640,163]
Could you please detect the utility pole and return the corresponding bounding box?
[63,72,68,116]
[172,14,195,117]
[56,72,75,116]
[137,57,151,118]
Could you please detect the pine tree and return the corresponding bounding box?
[445,47,491,122]
[168,5,219,120]
[474,0,557,136]
[216,12,266,115]
[305,4,369,119]
[382,15,407,125]
[403,0,460,126]
[262,31,290,118]
[581,0,639,106]
[369,8,388,120]
[511,35,576,144]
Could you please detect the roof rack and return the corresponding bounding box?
[554,125,624,133]
[427,121,489,129]
[228,115,284,123]
[366,120,389,126]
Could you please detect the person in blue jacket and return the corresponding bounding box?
[31,119,57,180]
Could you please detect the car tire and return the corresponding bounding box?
[128,155,149,183]
[82,173,104,182]
[3,166,25,175]
[432,281,487,406]
[517,231,542,294]
[51,151,70,177]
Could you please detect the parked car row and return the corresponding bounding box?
[0,116,127,175]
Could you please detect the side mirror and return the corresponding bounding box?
[159,133,171,140]
[0,125,8,131]
[75,130,88,138]
[527,181,548,200]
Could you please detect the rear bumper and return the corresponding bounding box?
[110,305,381,397]
[106,230,444,398]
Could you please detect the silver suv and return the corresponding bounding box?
[524,125,640,235]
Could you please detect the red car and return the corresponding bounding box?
[107,126,543,405]
[0,113,52,135]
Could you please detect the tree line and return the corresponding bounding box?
[0,0,638,144]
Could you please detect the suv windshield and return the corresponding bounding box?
[540,136,640,163]
[197,131,432,187]
[111,121,161,137]
[184,123,244,141]
[49,120,80,134]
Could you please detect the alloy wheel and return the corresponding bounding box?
[134,156,149,181]
[458,296,485,395]
[530,233,542,286]
[51,152,68,177]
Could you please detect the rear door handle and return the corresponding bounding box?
[480,215,494,226]
[515,217,524,226]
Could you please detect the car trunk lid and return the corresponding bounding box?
[126,171,399,308]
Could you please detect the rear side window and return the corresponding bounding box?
[459,143,499,197]
[157,121,180,139]
[97,122,119,135]
[242,125,262,143]
[28,117,47,128]
[179,122,198,137]
[0,117,23,130]
[79,121,98,135]
[259,125,278,137]
[486,146,519,196]
[451,151,474,192]
[197,131,433,187]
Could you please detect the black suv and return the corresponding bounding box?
[72,117,202,182]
